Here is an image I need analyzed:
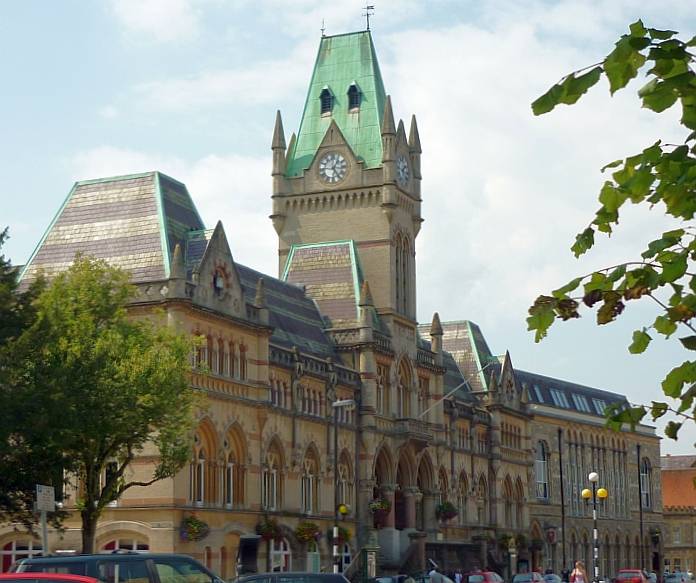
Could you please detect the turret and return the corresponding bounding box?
[409,114,422,198]
[168,242,186,298]
[359,280,375,342]
[271,110,287,195]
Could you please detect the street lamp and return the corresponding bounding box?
[332,399,355,574]
[581,472,608,583]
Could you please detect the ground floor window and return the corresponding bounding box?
[1,540,42,572]
[102,539,149,552]
[306,542,320,573]
[271,538,291,572]
[340,543,351,572]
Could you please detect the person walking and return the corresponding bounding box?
[570,561,589,583]
[455,570,463,583]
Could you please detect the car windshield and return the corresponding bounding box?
[618,574,642,579]
[468,577,485,583]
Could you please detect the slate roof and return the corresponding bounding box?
[237,263,335,358]
[436,319,630,418]
[286,30,387,177]
[19,172,204,287]
[661,455,696,470]
[282,240,364,328]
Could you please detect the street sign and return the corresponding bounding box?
[36,485,55,512]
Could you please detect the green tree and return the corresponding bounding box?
[7,256,197,552]
[0,227,60,529]
[528,22,696,439]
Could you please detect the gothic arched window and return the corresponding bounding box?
[320,88,333,115]
[640,457,652,509]
[348,84,361,110]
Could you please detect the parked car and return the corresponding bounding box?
[233,574,349,583]
[0,574,98,583]
[664,574,690,583]
[12,552,222,583]
[513,574,544,583]
[542,574,561,583]
[466,571,504,583]
[644,572,657,583]
[616,570,649,583]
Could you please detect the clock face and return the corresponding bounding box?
[319,152,347,183]
[397,155,410,186]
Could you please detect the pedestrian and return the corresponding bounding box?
[455,569,463,583]
[570,561,589,583]
[430,563,444,583]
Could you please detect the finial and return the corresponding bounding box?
[363,4,374,31]
[321,18,326,37]
[359,280,374,306]
[272,110,286,150]
[430,312,443,336]
[381,95,395,135]
[171,242,185,279]
[409,115,422,153]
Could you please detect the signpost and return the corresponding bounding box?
[35,485,55,554]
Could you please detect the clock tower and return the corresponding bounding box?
[270,30,423,332]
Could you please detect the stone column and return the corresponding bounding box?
[383,484,397,528]
[404,487,419,529]
[423,491,439,537]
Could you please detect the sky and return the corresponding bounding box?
[2,0,696,454]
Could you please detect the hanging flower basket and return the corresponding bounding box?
[295,521,321,543]
[180,515,210,542]
[435,501,459,521]
[327,525,352,544]
[256,516,282,542]
[369,497,391,528]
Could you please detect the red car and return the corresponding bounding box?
[466,572,505,583]
[616,571,649,583]
[0,574,98,583]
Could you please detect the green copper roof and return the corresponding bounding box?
[286,31,387,177]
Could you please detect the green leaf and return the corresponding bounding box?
[650,401,669,420]
[531,83,565,116]
[639,79,679,113]
[648,28,677,40]
[660,252,688,283]
[654,315,678,338]
[665,420,682,440]
[598,182,627,213]
[559,67,603,105]
[604,36,647,94]
[688,35,696,47]
[607,264,627,283]
[662,361,696,398]
[552,277,583,299]
[629,329,652,354]
[601,159,622,172]
[682,103,696,130]
[629,20,647,38]
[527,296,557,342]
[680,336,696,350]
[571,228,595,257]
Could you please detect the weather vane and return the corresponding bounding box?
[363,5,374,31]
[321,18,326,37]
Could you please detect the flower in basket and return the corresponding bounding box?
[327,525,351,544]
[256,516,282,542]
[368,497,391,513]
[180,515,210,542]
[295,521,321,544]
[435,501,458,521]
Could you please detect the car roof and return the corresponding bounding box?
[0,575,98,583]
[17,553,199,562]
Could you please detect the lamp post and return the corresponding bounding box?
[332,399,355,574]
[581,472,608,583]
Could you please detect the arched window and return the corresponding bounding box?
[438,468,449,505]
[1,540,42,572]
[477,476,489,525]
[640,457,652,509]
[270,538,292,572]
[194,449,206,505]
[395,233,402,312]
[337,451,354,511]
[457,471,468,525]
[320,88,333,115]
[301,447,319,514]
[503,476,514,528]
[418,377,428,417]
[262,440,284,511]
[535,441,549,500]
[306,541,320,573]
[515,477,525,529]
[218,339,226,375]
[396,360,411,418]
[228,341,236,378]
[347,84,360,110]
[239,345,247,380]
[376,364,390,415]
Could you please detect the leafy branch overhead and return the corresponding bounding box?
[528,21,696,440]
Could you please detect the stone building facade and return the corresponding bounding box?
[661,455,696,574]
[2,29,661,580]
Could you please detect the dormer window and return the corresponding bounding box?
[347,83,361,111]
[320,88,333,115]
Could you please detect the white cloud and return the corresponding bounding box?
[108,0,201,43]
[98,105,119,119]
